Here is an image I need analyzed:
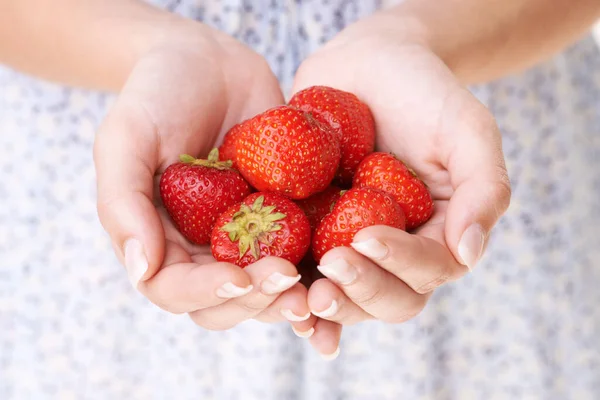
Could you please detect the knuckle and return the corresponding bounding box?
[354,285,385,308]
[96,196,118,222]
[236,299,268,315]
[382,257,411,276]
[151,298,187,315]
[455,101,504,149]
[143,280,191,315]
[478,177,512,223]
[189,313,236,331]
[92,130,109,162]
[385,299,427,324]
[147,293,184,315]
[461,101,498,137]
[414,273,449,294]
[384,311,420,325]
[477,176,512,223]
[494,175,512,214]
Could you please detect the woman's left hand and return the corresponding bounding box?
[292,12,511,353]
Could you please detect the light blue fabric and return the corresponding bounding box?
[1,1,599,399]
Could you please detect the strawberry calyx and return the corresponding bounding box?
[180,148,233,170]
[220,195,286,261]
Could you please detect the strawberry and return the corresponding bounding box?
[235,105,341,200]
[353,152,434,230]
[219,122,246,168]
[289,86,375,185]
[295,185,343,232]
[159,148,252,245]
[312,188,406,262]
[211,192,311,268]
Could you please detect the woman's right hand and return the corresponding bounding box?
[93,20,319,337]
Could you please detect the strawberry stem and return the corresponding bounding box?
[179,154,196,164]
[179,148,233,170]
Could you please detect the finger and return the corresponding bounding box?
[188,257,301,331]
[296,254,324,288]
[316,247,431,323]
[138,240,253,314]
[94,95,164,289]
[307,278,372,325]
[254,284,318,338]
[350,224,468,294]
[309,319,342,361]
[439,92,512,269]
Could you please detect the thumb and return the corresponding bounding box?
[442,95,512,270]
[93,95,165,288]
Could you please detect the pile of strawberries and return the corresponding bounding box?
[160,86,434,268]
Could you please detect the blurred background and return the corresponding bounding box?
[1,5,599,400]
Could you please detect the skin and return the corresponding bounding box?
[294,0,600,353]
[1,0,600,357]
[1,0,321,349]
[92,27,322,338]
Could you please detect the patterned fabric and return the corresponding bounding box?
[1,1,599,399]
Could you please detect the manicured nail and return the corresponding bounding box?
[320,347,341,361]
[281,309,311,322]
[261,273,301,295]
[292,326,315,338]
[351,238,388,259]
[124,239,148,289]
[216,282,254,299]
[312,300,338,318]
[458,224,485,270]
[317,259,357,285]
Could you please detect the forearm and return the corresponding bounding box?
[388,0,600,84]
[0,0,197,91]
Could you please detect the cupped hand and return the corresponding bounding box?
[293,16,511,333]
[93,22,318,335]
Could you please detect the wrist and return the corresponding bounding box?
[121,13,223,82]
[135,15,217,54]
[325,6,474,83]
[325,8,431,52]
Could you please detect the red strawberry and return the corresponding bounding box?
[219,122,246,168]
[159,148,252,245]
[211,192,311,268]
[235,105,341,200]
[312,188,406,262]
[353,152,434,230]
[295,186,343,232]
[289,86,375,185]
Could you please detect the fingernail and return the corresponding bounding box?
[292,326,315,338]
[351,238,388,259]
[458,224,485,270]
[320,347,341,361]
[124,239,148,289]
[281,309,311,322]
[312,300,338,318]
[216,282,254,299]
[261,273,301,295]
[317,259,357,285]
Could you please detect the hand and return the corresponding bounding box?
[292,15,511,333]
[93,21,318,335]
